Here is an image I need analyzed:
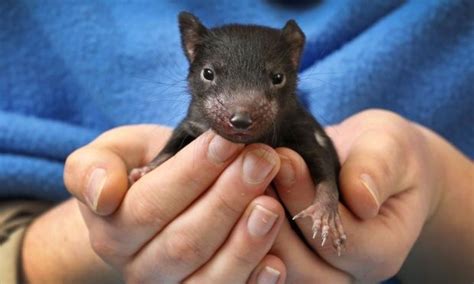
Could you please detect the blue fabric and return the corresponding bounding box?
[1,0,473,201]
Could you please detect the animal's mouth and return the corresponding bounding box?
[212,124,260,144]
[203,94,278,144]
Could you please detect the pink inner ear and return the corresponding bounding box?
[281,21,305,68]
[288,44,303,67]
[288,42,304,68]
[179,12,207,62]
[182,30,202,62]
[185,42,195,61]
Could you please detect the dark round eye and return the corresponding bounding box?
[202,68,214,81]
[271,73,285,85]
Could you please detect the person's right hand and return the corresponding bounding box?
[64,125,287,283]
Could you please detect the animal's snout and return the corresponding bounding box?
[229,112,253,130]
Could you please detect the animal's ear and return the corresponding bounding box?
[178,12,208,63]
[281,20,305,68]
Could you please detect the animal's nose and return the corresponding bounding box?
[230,112,253,130]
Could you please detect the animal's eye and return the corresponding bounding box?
[201,68,214,81]
[271,73,285,86]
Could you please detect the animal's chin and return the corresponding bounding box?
[211,126,263,144]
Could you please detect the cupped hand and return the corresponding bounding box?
[64,125,287,283]
[271,109,442,282]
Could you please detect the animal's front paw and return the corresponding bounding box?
[293,182,346,256]
[128,166,152,185]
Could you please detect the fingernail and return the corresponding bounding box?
[85,168,107,211]
[360,173,380,208]
[208,134,242,163]
[243,149,277,184]
[278,155,295,187]
[257,266,281,284]
[248,204,278,237]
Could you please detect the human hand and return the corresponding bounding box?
[64,125,288,283]
[270,109,454,282]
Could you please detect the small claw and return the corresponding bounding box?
[340,234,347,246]
[321,231,328,246]
[128,166,152,184]
[292,212,304,221]
[312,220,321,231]
[334,239,343,256]
[293,204,318,221]
[312,222,320,239]
[321,225,329,246]
[321,236,327,246]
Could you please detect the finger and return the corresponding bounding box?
[274,148,315,215]
[64,125,172,215]
[125,144,281,283]
[247,255,286,284]
[339,129,415,219]
[188,197,284,283]
[81,131,244,266]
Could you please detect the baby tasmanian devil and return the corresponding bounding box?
[130,12,346,254]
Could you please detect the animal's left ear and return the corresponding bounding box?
[281,20,305,68]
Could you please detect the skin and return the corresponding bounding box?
[271,110,474,282]
[21,109,473,283]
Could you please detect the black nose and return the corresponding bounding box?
[230,112,253,130]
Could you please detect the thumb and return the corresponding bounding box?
[338,129,414,219]
[64,125,171,215]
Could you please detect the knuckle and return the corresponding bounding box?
[182,170,205,191]
[376,257,404,280]
[365,246,406,280]
[366,131,407,180]
[87,219,134,262]
[230,247,256,267]
[89,231,125,260]
[123,264,152,284]
[93,126,127,144]
[129,188,166,229]
[215,191,242,217]
[162,231,207,267]
[377,131,406,158]
[123,272,141,284]
[361,109,415,148]
[362,109,405,125]
[376,150,395,180]
[63,149,84,186]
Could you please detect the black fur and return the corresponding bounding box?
[148,12,340,190]
[132,13,345,251]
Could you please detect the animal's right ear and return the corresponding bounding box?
[178,12,208,63]
[281,20,305,69]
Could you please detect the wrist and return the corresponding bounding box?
[413,123,472,222]
[411,124,445,220]
[400,123,473,282]
[21,199,122,283]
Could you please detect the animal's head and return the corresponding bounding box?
[179,12,305,143]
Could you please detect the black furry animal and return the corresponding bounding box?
[130,12,346,253]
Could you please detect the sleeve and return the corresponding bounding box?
[0,200,53,284]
